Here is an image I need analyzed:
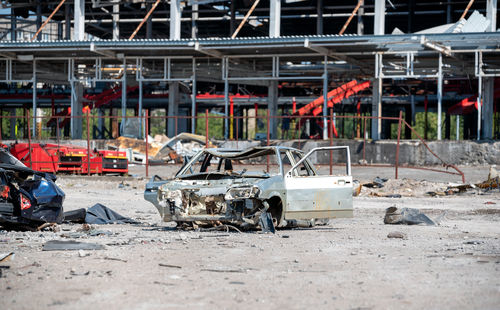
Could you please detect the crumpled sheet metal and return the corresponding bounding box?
[384,206,435,226]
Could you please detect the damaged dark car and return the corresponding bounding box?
[145,146,353,231]
[0,148,65,230]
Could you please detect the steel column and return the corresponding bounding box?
[192,4,199,38]
[456,115,460,140]
[487,0,497,32]
[191,59,197,134]
[372,54,382,140]
[322,56,328,139]
[170,0,181,40]
[483,77,494,139]
[477,74,482,140]
[223,57,229,139]
[139,80,143,137]
[374,0,385,35]
[121,58,127,123]
[113,4,120,40]
[32,60,36,136]
[270,0,281,38]
[74,0,85,40]
[437,53,443,140]
[10,10,16,41]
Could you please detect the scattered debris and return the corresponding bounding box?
[104,257,127,263]
[484,201,496,205]
[259,212,276,234]
[387,231,407,239]
[159,263,182,269]
[107,132,213,164]
[363,177,388,188]
[42,240,105,251]
[200,268,247,273]
[384,206,435,226]
[0,252,14,262]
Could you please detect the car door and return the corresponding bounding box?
[284,147,353,220]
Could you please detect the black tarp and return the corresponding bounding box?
[64,204,138,224]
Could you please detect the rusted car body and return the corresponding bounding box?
[144,146,353,230]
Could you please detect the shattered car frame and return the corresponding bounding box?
[0,148,65,230]
[145,146,353,230]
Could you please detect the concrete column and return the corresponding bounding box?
[170,0,181,40]
[10,109,16,139]
[269,0,281,37]
[10,9,16,41]
[482,78,494,139]
[71,82,83,139]
[317,0,324,35]
[374,0,385,35]
[74,0,85,40]
[113,4,120,40]
[268,80,278,139]
[371,78,382,140]
[36,0,42,40]
[487,0,497,32]
[357,0,364,35]
[65,3,71,40]
[168,82,179,137]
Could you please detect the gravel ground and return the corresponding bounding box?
[0,167,499,310]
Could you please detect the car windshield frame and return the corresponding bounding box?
[174,147,314,179]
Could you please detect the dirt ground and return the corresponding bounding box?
[0,166,499,309]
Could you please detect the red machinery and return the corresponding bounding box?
[8,143,128,175]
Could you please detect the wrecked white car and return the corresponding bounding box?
[144,146,353,231]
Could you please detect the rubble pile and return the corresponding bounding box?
[106,132,213,164]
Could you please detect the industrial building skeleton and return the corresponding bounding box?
[0,1,498,140]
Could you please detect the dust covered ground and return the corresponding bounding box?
[0,166,499,309]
